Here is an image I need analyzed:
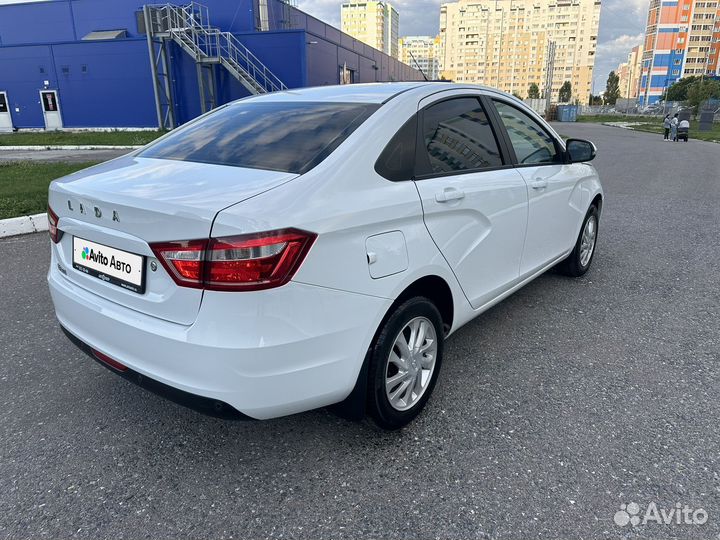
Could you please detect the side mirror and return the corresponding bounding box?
[566,139,597,163]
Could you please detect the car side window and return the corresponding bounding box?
[420,97,503,175]
[493,101,561,165]
[375,115,417,182]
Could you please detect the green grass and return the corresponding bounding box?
[577,115,720,142]
[0,161,99,220]
[0,130,165,147]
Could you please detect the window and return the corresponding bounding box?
[375,116,417,181]
[493,101,560,165]
[140,101,379,174]
[420,97,503,175]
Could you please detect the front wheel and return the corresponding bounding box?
[559,205,599,277]
[367,297,444,430]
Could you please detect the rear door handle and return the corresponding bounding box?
[530,178,548,190]
[435,188,466,203]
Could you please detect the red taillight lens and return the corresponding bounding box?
[47,205,63,244]
[150,229,316,292]
[205,229,317,291]
[149,239,207,289]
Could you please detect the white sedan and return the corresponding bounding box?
[48,83,602,429]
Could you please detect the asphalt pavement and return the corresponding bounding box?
[1,123,719,539]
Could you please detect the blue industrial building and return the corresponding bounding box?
[0,0,422,129]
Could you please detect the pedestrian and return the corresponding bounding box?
[663,114,671,140]
[670,113,679,142]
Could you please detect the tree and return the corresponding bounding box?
[528,83,540,99]
[603,71,620,105]
[666,76,700,102]
[589,94,603,106]
[558,81,572,103]
[687,78,720,111]
[512,91,524,100]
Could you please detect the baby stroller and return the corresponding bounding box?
[676,120,690,142]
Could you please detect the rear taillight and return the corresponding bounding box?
[148,239,207,289]
[150,229,316,292]
[48,205,63,244]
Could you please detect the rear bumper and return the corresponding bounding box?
[60,326,251,420]
[49,260,392,420]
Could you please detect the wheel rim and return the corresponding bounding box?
[385,316,438,412]
[579,215,597,267]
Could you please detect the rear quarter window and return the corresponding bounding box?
[140,101,380,174]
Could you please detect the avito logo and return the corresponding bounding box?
[80,247,133,275]
[82,247,109,266]
[614,502,708,527]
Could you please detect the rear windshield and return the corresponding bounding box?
[140,101,380,174]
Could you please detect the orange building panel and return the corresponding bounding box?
[645,34,656,51]
[648,9,658,26]
[656,32,676,49]
[659,7,680,24]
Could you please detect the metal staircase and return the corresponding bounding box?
[142,3,288,129]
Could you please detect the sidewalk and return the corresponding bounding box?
[0,147,134,163]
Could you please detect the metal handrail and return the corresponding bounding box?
[145,2,287,93]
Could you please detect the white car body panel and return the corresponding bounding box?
[50,265,391,419]
[47,82,603,420]
[414,168,529,310]
[516,162,584,275]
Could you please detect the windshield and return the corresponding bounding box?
[140,101,380,174]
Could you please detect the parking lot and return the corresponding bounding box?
[1,122,719,539]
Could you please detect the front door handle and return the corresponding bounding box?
[435,187,466,203]
[530,178,548,190]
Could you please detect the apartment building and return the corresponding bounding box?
[341,1,400,58]
[639,0,720,105]
[616,44,644,98]
[438,0,601,104]
[399,35,442,79]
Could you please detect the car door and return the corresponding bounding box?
[412,93,529,310]
[489,99,579,276]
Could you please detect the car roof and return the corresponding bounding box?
[247,82,498,104]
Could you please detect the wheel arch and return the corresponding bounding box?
[330,273,456,421]
[390,275,455,336]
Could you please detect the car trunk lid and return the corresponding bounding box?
[49,155,297,325]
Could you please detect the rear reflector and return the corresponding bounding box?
[150,228,316,292]
[91,349,128,372]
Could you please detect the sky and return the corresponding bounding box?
[297,0,650,94]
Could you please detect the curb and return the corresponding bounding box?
[0,213,48,238]
[601,122,638,130]
[0,145,141,151]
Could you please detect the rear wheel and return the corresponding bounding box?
[367,297,444,430]
[559,205,599,277]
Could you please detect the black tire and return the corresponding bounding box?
[367,297,444,430]
[559,205,599,277]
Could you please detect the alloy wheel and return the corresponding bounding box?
[385,316,438,412]
[579,215,597,268]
